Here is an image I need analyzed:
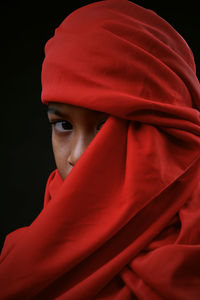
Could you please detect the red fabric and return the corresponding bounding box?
[1,0,200,299]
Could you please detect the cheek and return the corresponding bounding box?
[52,134,71,179]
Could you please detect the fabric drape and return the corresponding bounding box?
[0,0,200,299]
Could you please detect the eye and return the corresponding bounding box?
[97,119,107,131]
[50,120,73,132]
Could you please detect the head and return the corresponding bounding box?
[42,0,199,183]
[47,102,108,180]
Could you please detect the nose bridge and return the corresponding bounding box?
[68,130,94,166]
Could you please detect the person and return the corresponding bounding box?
[0,0,200,299]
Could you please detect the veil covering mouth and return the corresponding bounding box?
[0,0,200,299]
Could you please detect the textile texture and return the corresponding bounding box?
[0,0,200,299]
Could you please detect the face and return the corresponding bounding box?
[47,102,108,180]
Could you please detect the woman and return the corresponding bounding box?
[0,0,200,299]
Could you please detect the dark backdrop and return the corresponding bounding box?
[1,0,199,250]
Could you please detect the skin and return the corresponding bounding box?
[47,102,108,180]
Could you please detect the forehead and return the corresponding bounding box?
[47,102,108,119]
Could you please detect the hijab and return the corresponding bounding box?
[1,0,200,299]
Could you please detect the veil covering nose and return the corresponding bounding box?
[1,0,200,299]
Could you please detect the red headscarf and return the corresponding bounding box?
[1,0,200,299]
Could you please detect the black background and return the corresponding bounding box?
[1,0,199,250]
